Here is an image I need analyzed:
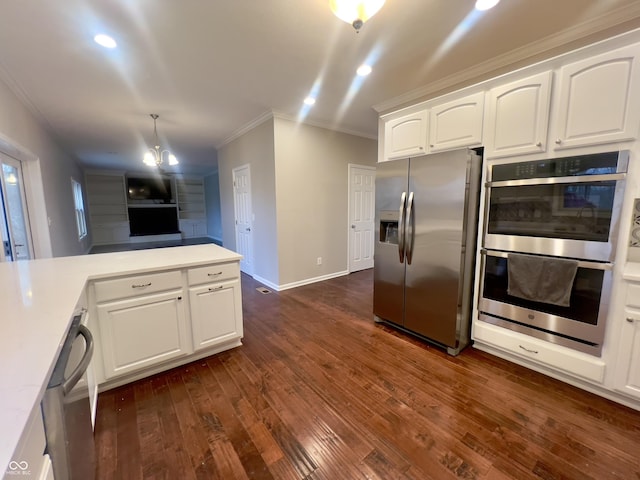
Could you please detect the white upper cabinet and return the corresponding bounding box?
[428,92,484,152]
[552,43,640,150]
[383,109,428,161]
[484,71,553,158]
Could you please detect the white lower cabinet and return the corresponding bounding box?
[189,279,242,351]
[97,290,189,379]
[613,282,640,399]
[473,321,606,384]
[90,260,243,385]
[614,309,640,399]
[5,406,49,480]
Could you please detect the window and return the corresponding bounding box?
[71,178,87,239]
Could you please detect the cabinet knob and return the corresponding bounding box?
[555,139,562,144]
[177,296,182,300]
[535,142,542,147]
[627,317,636,323]
[419,146,424,150]
[429,144,434,148]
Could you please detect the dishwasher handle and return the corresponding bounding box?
[62,324,94,395]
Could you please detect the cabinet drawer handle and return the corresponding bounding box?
[554,139,562,144]
[208,286,224,292]
[132,282,152,288]
[207,272,223,277]
[535,141,542,147]
[519,345,539,354]
[627,317,636,323]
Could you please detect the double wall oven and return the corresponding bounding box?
[478,151,628,355]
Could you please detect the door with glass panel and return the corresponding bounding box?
[0,154,33,261]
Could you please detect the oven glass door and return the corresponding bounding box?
[481,254,604,324]
[487,180,616,242]
[478,252,612,353]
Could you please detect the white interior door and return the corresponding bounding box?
[0,154,33,261]
[348,164,375,272]
[232,165,254,275]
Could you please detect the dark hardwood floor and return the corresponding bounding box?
[94,270,640,479]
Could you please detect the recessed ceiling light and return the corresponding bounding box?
[475,0,500,10]
[357,64,372,76]
[94,34,117,49]
[304,97,316,106]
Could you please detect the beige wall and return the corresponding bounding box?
[218,115,377,289]
[218,118,279,285]
[273,118,377,287]
[0,77,89,257]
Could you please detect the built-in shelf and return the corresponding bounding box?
[176,178,206,220]
[86,174,129,245]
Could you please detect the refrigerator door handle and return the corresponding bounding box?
[405,191,415,264]
[398,191,407,263]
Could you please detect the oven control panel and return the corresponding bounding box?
[491,151,624,181]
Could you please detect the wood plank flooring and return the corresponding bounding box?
[94,270,640,479]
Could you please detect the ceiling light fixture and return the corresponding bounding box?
[475,0,500,11]
[94,34,117,49]
[143,114,178,167]
[356,64,372,76]
[329,0,385,32]
[304,97,316,106]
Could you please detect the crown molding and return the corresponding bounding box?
[216,111,274,149]
[219,109,376,149]
[373,3,640,114]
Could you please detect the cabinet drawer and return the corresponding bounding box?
[94,270,182,303]
[473,321,606,383]
[626,283,640,308]
[187,262,239,286]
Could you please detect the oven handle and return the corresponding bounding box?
[487,172,626,188]
[481,249,613,270]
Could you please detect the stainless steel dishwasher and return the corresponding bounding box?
[41,311,95,480]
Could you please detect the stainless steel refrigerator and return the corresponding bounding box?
[373,148,482,355]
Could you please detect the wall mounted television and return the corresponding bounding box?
[126,176,174,203]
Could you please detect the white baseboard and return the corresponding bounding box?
[251,274,280,291]
[252,270,350,292]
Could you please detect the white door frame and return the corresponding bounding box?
[0,134,52,258]
[347,164,376,272]
[0,152,35,261]
[232,164,254,276]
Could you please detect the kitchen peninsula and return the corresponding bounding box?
[0,244,242,477]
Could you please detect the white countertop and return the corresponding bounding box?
[623,262,640,282]
[0,244,241,474]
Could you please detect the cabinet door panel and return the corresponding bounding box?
[190,280,241,350]
[383,110,428,161]
[429,92,484,152]
[554,43,640,149]
[98,291,188,379]
[614,309,640,399]
[485,71,552,158]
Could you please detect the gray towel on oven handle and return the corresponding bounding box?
[507,253,578,307]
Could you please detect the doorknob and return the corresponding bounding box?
[246,227,251,232]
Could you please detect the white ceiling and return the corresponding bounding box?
[0,0,639,175]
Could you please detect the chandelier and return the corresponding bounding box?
[329,0,385,32]
[143,114,178,167]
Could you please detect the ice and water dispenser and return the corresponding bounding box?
[379,211,399,244]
